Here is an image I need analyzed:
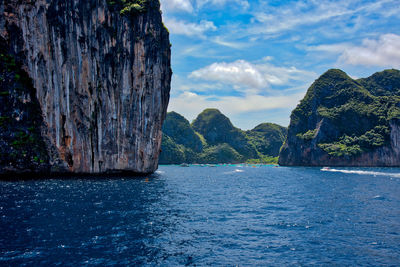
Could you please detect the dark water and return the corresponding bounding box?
[1,165,400,266]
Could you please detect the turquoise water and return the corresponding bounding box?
[1,165,400,265]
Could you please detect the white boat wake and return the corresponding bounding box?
[223,169,245,174]
[321,168,400,178]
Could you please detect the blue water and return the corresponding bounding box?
[1,165,400,266]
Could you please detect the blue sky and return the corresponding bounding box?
[159,0,400,129]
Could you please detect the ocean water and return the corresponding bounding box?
[1,165,400,266]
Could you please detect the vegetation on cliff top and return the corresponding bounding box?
[287,68,400,157]
[192,109,257,159]
[107,0,148,15]
[247,123,287,157]
[159,109,287,164]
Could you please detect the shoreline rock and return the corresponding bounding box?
[279,69,400,167]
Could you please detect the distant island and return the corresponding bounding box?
[159,109,287,164]
[279,69,400,166]
[160,68,400,166]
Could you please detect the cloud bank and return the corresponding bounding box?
[189,59,316,91]
[312,34,400,68]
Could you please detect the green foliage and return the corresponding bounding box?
[328,125,390,151]
[291,69,372,130]
[160,110,287,164]
[246,123,287,157]
[285,68,400,159]
[11,131,35,147]
[162,111,203,152]
[318,143,362,157]
[357,69,400,96]
[195,131,207,147]
[162,22,169,33]
[246,156,278,164]
[192,108,258,159]
[296,129,317,140]
[107,0,147,16]
[199,143,243,164]
[159,134,186,164]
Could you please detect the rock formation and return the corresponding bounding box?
[246,123,287,157]
[279,69,400,166]
[159,109,287,164]
[0,0,171,175]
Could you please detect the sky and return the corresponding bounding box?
[159,0,400,130]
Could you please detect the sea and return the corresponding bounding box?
[1,165,400,266]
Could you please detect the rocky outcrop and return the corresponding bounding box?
[159,109,287,164]
[192,109,258,159]
[279,69,400,167]
[0,0,171,174]
[246,123,287,157]
[162,111,203,153]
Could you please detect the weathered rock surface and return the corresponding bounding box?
[279,69,400,167]
[0,0,171,174]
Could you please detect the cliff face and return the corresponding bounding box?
[279,69,400,167]
[0,0,171,174]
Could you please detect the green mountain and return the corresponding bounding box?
[247,123,287,157]
[163,111,203,152]
[159,111,204,164]
[159,109,287,164]
[279,69,400,166]
[192,109,257,159]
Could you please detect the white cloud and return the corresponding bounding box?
[190,60,265,89]
[163,18,217,38]
[189,59,316,91]
[160,0,194,13]
[169,59,317,128]
[197,0,249,9]
[167,90,305,127]
[170,74,225,95]
[310,34,400,68]
[246,0,400,39]
[249,1,351,36]
[340,34,400,68]
[213,36,247,49]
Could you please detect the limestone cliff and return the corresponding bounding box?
[279,69,400,167]
[0,0,171,174]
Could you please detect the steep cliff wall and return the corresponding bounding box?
[0,0,171,174]
[279,69,400,167]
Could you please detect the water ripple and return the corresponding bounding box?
[1,166,400,265]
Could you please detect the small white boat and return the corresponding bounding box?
[321,167,330,171]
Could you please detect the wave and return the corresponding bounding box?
[321,168,400,178]
[223,169,245,174]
